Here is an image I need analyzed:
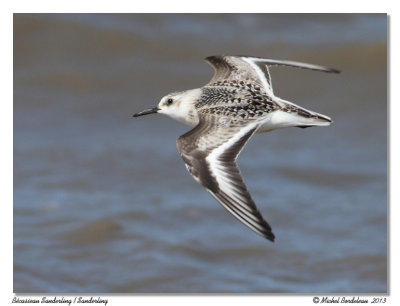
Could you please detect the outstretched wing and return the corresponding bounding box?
[205,55,340,97]
[176,113,275,241]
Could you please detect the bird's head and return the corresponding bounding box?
[133,89,201,126]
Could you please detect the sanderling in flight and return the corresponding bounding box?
[133,55,339,242]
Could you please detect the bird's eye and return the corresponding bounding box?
[167,98,173,105]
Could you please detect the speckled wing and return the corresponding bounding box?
[205,55,340,97]
[176,113,275,241]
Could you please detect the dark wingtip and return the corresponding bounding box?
[204,55,224,65]
[261,229,275,242]
[265,231,275,242]
[328,68,341,74]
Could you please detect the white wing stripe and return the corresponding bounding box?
[212,170,244,203]
[206,122,259,188]
[209,191,268,231]
[224,199,269,232]
[205,122,263,220]
[242,57,274,96]
[223,194,264,224]
[210,194,261,233]
[246,57,337,72]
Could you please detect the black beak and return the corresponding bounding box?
[133,107,160,117]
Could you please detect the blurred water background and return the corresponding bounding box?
[13,13,387,293]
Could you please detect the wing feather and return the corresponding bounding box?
[177,114,275,241]
[205,55,339,97]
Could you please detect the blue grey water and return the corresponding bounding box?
[14,13,387,293]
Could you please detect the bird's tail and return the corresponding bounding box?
[292,107,332,128]
[257,98,332,133]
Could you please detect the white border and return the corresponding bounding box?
[3,1,397,306]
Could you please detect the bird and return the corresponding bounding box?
[133,55,339,242]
